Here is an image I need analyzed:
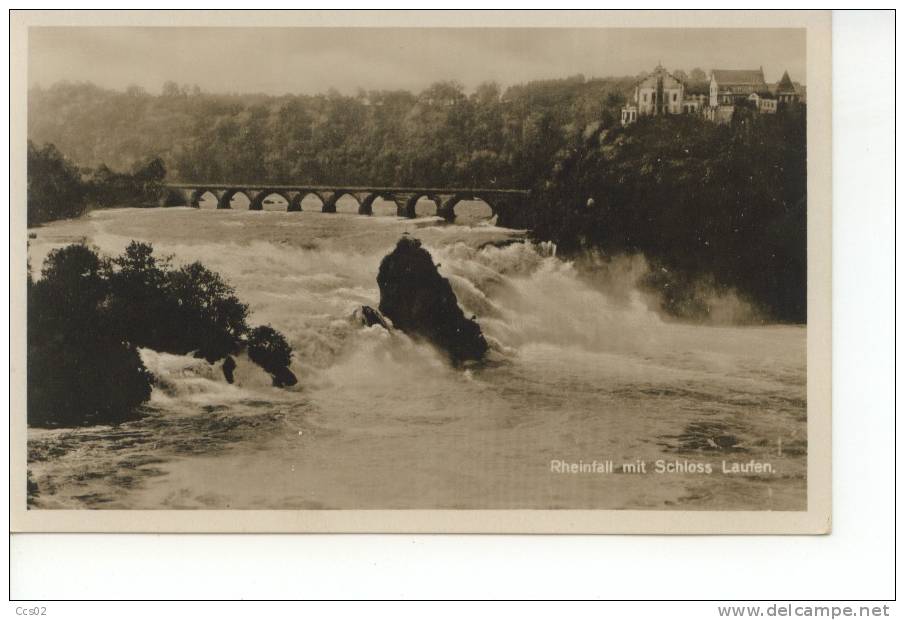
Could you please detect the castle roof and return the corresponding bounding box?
[776,70,797,93]
[711,69,767,86]
[632,64,685,89]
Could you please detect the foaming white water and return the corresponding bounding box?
[26,208,807,510]
[433,241,663,354]
[140,349,283,407]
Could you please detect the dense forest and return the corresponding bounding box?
[28,76,633,189]
[28,76,806,322]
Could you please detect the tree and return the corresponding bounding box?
[531,112,807,322]
[130,156,167,203]
[27,245,153,427]
[131,156,166,183]
[247,326,292,374]
[165,261,249,361]
[28,76,633,189]
[161,80,181,97]
[27,141,87,226]
[690,68,707,82]
[105,241,174,351]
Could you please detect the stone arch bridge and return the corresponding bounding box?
[160,184,532,228]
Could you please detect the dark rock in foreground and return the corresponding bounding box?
[377,237,487,364]
[269,365,298,388]
[220,351,296,387]
[221,355,237,384]
[358,305,389,329]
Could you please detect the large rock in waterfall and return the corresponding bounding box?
[377,236,488,364]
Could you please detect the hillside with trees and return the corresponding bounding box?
[28,76,634,189]
[533,104,807,322]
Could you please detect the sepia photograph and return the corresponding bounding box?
[10,10,832,534]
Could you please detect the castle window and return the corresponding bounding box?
[672,93,677,102]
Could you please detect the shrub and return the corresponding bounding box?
[165,262,249,361]
[106,243,249,361]
[26,241,293,426]
[27,322,153,427]
[246,325,292,374]
[27,245,153,427]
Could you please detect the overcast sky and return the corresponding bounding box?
[29,27,806,96]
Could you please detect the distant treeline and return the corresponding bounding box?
[27,140,166,226]
[27,77,633,189]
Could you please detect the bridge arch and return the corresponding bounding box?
[194,190,221,210]
[189,188,213,208]
[440,194,497,224]
[360,192,396,216]
[217,188,255,210]
[250,190,292,211]
[405,193,443,219]
[288,191,326,212]
[323,191,361,214]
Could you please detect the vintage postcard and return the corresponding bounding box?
[10,10,832,533]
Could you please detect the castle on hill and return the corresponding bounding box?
[620,65,803,125]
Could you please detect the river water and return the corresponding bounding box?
[26,203,807,510]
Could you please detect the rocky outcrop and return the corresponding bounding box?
[222,349,297,388]
[377,236,487,364]
[221,355,237,384]
[269,365,298,388]
[356,305,390,329]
